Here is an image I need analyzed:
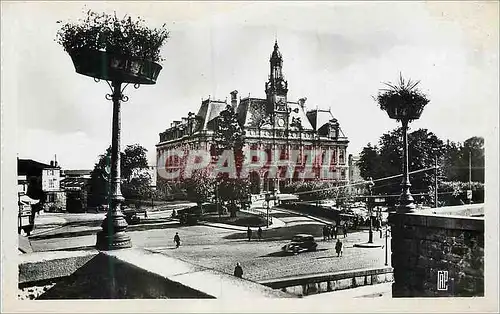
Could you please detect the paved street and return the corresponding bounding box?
[26,198,391,284]
[29,219,390,283]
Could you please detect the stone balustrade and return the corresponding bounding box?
[260,266,393,297]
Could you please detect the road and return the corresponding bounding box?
[26,198,391,283]
[29,220,391,283]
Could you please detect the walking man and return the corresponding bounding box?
[323,225,329,241]
[174,232,181,248]
[234,263,243,278]
[335,239,343,257]
[257,226,263,241]
[247,226,252,241]
[343,224,348,238]
[333,225,338,239]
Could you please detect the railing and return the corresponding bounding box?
[259,266,393,296]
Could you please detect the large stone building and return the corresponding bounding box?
[157,41,349,195]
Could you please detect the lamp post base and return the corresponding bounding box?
[397,188,416,213]
[95,211,132,250]
[397,198,416,212]
[96,230,132,250]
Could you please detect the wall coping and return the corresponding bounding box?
[19,248,295,298]
[103,248,295,298]
[259,266,393,289]
[389,212,484,232]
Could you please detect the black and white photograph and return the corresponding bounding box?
[1,1,498,313]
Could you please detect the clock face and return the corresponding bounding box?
[277,118,286,127]
[276,98,287,111]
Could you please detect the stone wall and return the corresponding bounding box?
[389,212,484,297]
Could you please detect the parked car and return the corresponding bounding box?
[122,206,144,225]
[282,234,318,254]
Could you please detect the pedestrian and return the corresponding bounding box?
[329,225,335,240]
[247,226,252,241]
[234,262,243,278]
[174,232,181,248]
[343,224,348,238]
[333,225,338,239]
[257,226,263,241]
[323,225,328,241]
[335,239,343,257]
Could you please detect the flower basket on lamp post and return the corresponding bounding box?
[68,49,162,85]
[376,73,430,212]
[57,10,169,250]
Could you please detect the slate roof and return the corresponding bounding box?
[196,99,228,131]
[17,159,57,176]
[236,98,314,131]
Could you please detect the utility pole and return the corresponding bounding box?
[435,156,438,208]
[469,150,472,204]
[385,225,389,266]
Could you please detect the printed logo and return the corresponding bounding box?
[437,270,449,291]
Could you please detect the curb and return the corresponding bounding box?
[198,222,247,232]
[353,242,384,248]
[29,221,181,240]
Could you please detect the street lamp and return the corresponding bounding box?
[385,223,390,266]
[265,192,271,228]
[62,43,163,250]
[376,74,430,213]
[367,177,374,244]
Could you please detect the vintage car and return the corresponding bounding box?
[282,234,318,254]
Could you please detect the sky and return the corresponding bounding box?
[2,1,498,170]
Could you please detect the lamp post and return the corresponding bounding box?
[367,177,374,244]
[64,51,162,250]
[385,223,390,266]
[377,74,429,213]
[265,192,270,228]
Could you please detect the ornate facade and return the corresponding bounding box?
[157,41,349,195]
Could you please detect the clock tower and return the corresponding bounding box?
[265,40,289,129]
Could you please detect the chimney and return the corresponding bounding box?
[230,90,238,109]
[298,97,307,109]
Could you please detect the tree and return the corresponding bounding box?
[88,147,112,206]
[441,137,484,183]
[182,170,215,214]
[358,143,380,180]
[357,127,444,206]
[218,178,251,217]
[88,144,151,206]
[212,105,248,217]
[121,144,149,183]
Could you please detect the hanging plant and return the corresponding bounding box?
[56,9,169,84]
[375,73,430,122]
[56,9,169,62]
